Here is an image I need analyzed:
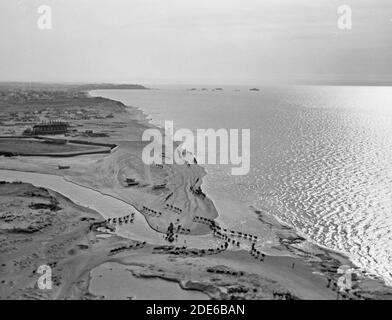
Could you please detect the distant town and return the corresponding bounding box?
[0,83,147,138]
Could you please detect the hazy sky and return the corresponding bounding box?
[0,0,391,85]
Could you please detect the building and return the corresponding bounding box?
[31,121,69,135]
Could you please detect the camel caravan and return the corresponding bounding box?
[141,206,162,217]
[165,222,176,242]
[141,203,182,217]
[193,215,259,243]
[109,241,147,256]
[176,225,191,235]
[164,223,191,243]
[250,242,266,261]
[191,215,270,260]
[104,212,135,226]
[206,266,245,277]
[87,213,136,235]
[166,203,183,214]
[153,241,229,257]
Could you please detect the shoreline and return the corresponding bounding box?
[1,86,392,299]
[88,89,382,281]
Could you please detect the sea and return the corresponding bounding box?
[91,85,392,285]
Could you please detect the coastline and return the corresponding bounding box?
[1,87,392,299]
[87,91,364,260]
[89,89,392,288]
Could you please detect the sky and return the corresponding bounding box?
[0,0,391,85]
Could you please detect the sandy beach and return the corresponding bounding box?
[1,85,392,300]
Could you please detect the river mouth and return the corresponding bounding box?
[0,169,224,249]
[0,169,162,243]
[89,262,209,300]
